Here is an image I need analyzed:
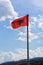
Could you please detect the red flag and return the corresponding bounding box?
[11,15,28,29]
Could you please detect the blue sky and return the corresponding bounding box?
[0,0,43,63]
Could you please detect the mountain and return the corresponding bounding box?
[0,57,43,65]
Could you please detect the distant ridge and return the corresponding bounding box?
[0,57,43,65]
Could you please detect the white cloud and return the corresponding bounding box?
[30,47,43,58]
[31,17,37,22]
[4,25,13,30]
[29,22,32,32]
[18,31,27,42]
[18,31,39,42]
[38,18,43,30]
[29,32,38,42]
[0,0,18,21]
[0,47,43,63]
[31,15,43,30]
[0,49,27,63]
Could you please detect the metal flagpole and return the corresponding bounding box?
[27,14,29,65]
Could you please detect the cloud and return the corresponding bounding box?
[38,17,43,30]
[38,22,43,30]
[31,15,43,30]
[29,32,38,42]
[0,0,18,21]
[31,16,38,22]
[0,47,43,63]
[30,47,43,58]
[0,49,27,63]
[4,25,13,30]
[18,31,39,42]
[17,22,39,42]
[18,31,27,42]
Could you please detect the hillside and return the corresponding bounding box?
[0,57,43,65]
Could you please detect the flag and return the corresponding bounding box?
[11,15,28,29]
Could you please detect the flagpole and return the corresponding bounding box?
[27,15,29,65]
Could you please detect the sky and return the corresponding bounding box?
[0,0,43,63]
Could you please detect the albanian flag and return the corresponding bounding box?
[11,15,28,29]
